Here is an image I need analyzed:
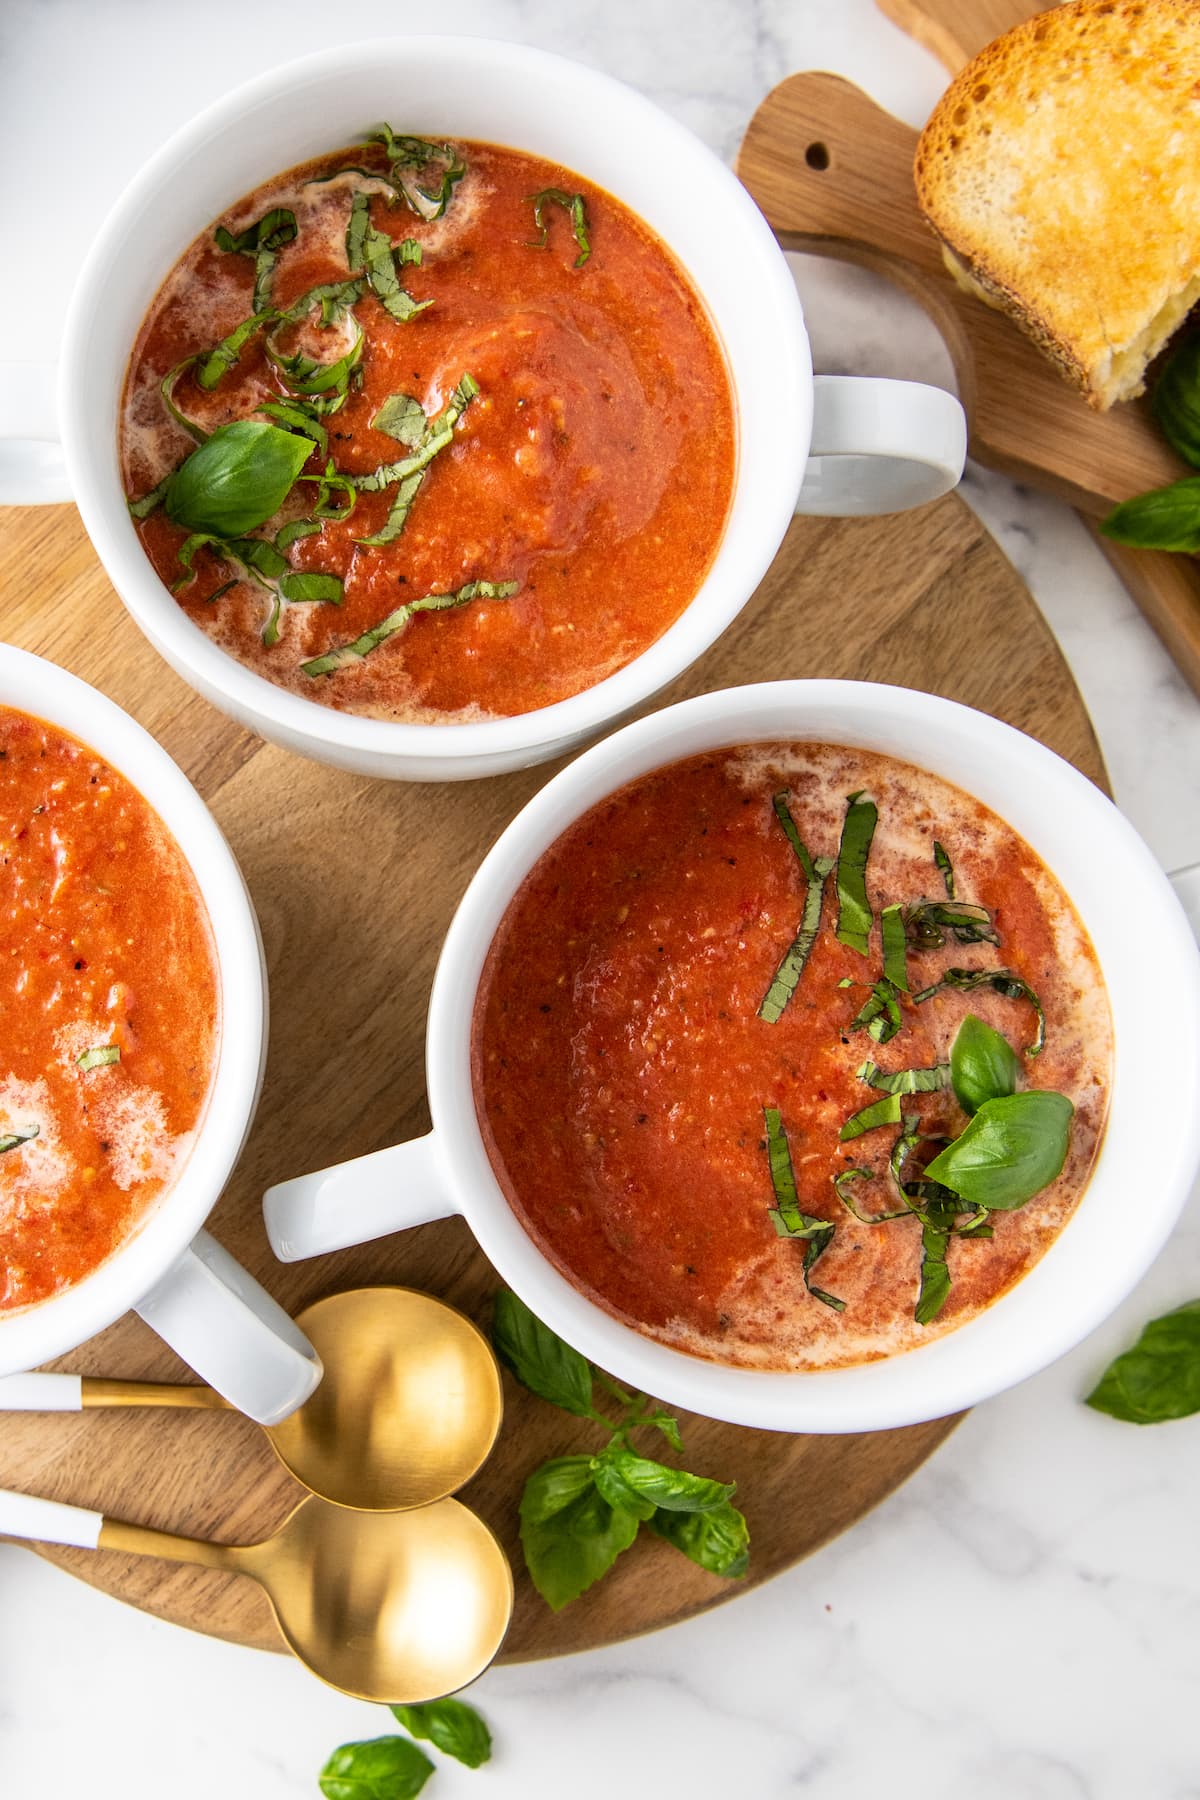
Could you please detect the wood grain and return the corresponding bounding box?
[0,492,1105,1659]
[736,42,1200,695]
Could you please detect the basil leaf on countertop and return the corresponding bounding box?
[835,790,877,956]
[519,1457,640,1611]
[950,1013,1020,1115]
[492,1288,595,1417]
[1086,1301,1200,1424]
[923,1089,1073,1209]
[318,1736,433,1800]
[389,1699,491,1770]
[1152,335,1200,469]
[593,1445,735,1515]
[164,421,313,538]
[647,1501,750,1579]
[1101,476,1200,553]
[526,187,591,268]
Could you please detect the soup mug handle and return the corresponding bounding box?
[796,375,966,517]
[133,1228,322,1426]
[0,363,71,505]
[264,1133,455,1263]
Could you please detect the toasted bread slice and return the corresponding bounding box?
[914,0,1200,410]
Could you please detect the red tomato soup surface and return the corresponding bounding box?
[120,136,736,723]
[0,710,218,1311]
[473,744,1113,1371]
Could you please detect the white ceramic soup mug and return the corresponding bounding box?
[0,648,319,1426]
[265,679,1200,1434]
[1,38,964,783]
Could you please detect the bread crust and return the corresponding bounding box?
[914,0,1200,409]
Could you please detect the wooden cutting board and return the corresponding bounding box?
[0,494,1105,1662]
[737,1,1200,696]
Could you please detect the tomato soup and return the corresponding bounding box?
[473,744,1112,1371]
[0,710,218,1311]
[120,133,736,723]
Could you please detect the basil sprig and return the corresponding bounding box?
[164,421,313,538]
[493,1291,748,1610]
[922,1089,1073,1209]
[302,578,517,678]
[834,790,877,955]
[1086,1301,1200,1424]
[526,188,592,268]
[757,790,834,1023]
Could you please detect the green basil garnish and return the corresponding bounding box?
[1101,476,1200,552]
[848,977,904,1044]
[839,1093,903,1141]
[913,965,1046,1055]
[915,1220,952,1324]
[367,127,466,221]
[196,312,270,393]
[834,790,877,956]
[301,577,517,678]
[257,399,328,457]
[646,1503,750,1579]
[880,901,909,991]
[355,470,425,548]
[923,1090,1073,1209]
[278,571,344,604]
[492,1288,596,1417]
[832,1166,908,1223]
[763,1106,844,1310]
[214,206,297,315]
[592,1445,734,1516]
[1086,1300,1200,1424]
[164,421,313,538]
[159,357,210,444]
[388,1701,491,1771]
[1152,336,1200,469]
[363,223,431,322]
[933,839,955,897]
[353,373,478,493]
[526,188,591,268]
[904,899,1000,950]
[77,1045,119,1071]
[520,1455,640,1612]
[855,1058,951,1096]
[318,1736,433,1800]
[266,321,364,402]
[127,471,173,520]
[0,1125,38,1155]
[371,393,427,447]
[345,189,371,273]
[950,1013,1019,1114]
[757,790,834,1024]
[274,518,323,553]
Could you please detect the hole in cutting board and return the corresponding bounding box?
[805,141,830,170]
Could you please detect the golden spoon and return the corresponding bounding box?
[0,1288,502,1511]
[0,1485,513,1702]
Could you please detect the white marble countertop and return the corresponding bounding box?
[3,3,1200,1796]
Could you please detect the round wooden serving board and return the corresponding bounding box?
[0,493,1105,1663]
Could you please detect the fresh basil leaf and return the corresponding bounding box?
[923,1089,1073,1209]
[915,1222,951,1324]
[855,1058,951,1096]
[913,966,1046,1056]
[647,1501,749,1579]
[1086,1301,1200,1423]
[1153,336,1200,468]
[279,571,344,604]
[950,1013,1020,1115]
[519,1459,640,1611]
[318,1736,433,1800]
[389,1699,491,1770]
[839,1093,903,1141]
[595,1446,734,1515]
[834,790,877,955]
[526,187,592,268]
[758,792,834,1023]
[1101,476,1200,552]
[0,1126,38,1155]
[372,393,427,447]
[590,1453,656,1521]
[933,839,955,897]
[646,1409,685,1455]
[227,535,289,583]
[164,421,312,537]
[491,1289,595,1416]
[76,1044,119,1071]
[301,578,517,678]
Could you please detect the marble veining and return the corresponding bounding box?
[1,2,1199,1796]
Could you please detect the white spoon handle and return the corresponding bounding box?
[0,1373,83,1411]
[0,1485,102,1548]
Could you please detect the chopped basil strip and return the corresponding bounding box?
[372,393,427,447]
[834,791,877,956]
[915,1222,952,1324]
[880,902,909,991]
[839,1093,903,1141]
[195,312,269,392]
[353,373,478,492]
[526,187,592,268]
[266,321,364,400]
[0,1125,38,1155]
[160,357,209,444]
[855,1058,951,1096]
[345,190,371,273]
[301,460,358,522]
[762,1106,844,1311]
[214,206,297,314]
[848,978,904,1044]
[301,578,518,677]
[904,899,1000,950]
[261,592,282,648]
[832,1166,908,1224]
[364,224,432,322]
[933,839,955,898]
[352,375,477,545]
[127,471,173,520]
[77,1044,119,1071]
[758,791,834,1024]
[398,238,422,266]
[367,127,466,220]
[274,518,323,552]
[279,571,343,603]
[258,400,328,457]
[913,966,1046,1056]
[281,276,364,327]
[356,470,425,547]
[923,1090,1073,1210]
[164,421,313,538]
